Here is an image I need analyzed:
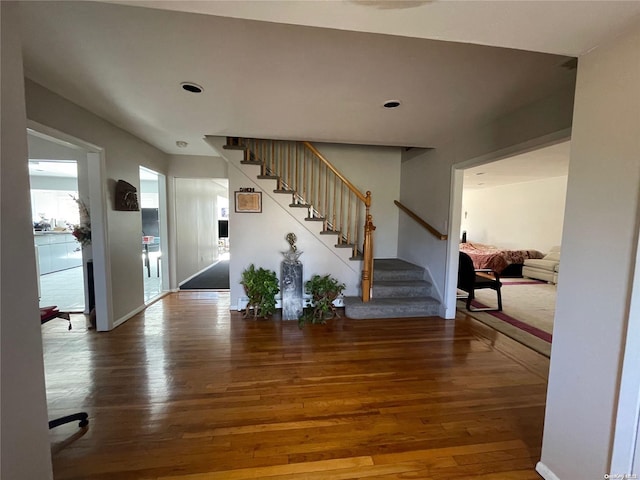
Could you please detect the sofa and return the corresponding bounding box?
[522,246,561,284]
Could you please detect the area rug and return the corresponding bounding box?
[458,280,556,357]
[180,260,230,290]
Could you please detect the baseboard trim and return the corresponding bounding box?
[112,303,147,329]
[145,291,170,307]
[536,461,561,480]
[236,295,344,312]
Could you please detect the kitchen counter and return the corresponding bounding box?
[34,231,82,274]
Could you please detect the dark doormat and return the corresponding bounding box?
[180,259,230,290]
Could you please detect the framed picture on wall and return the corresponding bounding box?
[234,189,262,213]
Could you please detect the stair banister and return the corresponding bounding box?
[362,209,375,302]
[394,200,448,241]
[303,142,374,302]
[303,142,369,204]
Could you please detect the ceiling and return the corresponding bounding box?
[111,0,640,57]
[17,1,640,181]
[28,160,79,178]
[464,140,570,190]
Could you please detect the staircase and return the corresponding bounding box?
[344,259,440,319]
[220,136,443,317]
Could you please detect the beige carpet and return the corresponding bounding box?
[458,279,556,357]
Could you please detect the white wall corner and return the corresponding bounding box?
[423,264,442,303]
[536,462,561,480]
[112,303,147,329]
[421,264,450,319]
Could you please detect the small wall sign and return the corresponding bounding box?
[235,189,262,213]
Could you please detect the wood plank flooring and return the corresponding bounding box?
[42,291,549,479]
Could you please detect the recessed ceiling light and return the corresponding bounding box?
[176,141,188,148]
[181,82,203,93]
[383,100,401,109]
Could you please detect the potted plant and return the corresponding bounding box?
[240,264,280,318]
[299,274,346,327]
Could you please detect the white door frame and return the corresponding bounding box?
[444,128,572,318]
[27,121,113,331]
[139,165,170,298]
[610,222,640,476]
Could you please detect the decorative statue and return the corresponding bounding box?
[287,232,297,251]
[281,233,303,320]
[282,232,302,264]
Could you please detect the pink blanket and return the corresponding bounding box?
[460,242,544,273]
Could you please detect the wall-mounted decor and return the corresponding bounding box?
[235,188,262,213]
[115,180,140,211]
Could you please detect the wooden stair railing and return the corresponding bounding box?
[394,200,448,240]
[228,137,375,302]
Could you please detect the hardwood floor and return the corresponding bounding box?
[42,291,549,479]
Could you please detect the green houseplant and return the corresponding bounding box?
[299,274,346,327]
[240,264,280,318]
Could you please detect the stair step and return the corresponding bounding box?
[241,160,262,165]
[373,258,425,281]
[273,189,294,194]
[258,175,278,180]
[343,296,440,319]
[335,243,355,248]
[305,217,325,222]
[289,203,311,208]
[224,145,246,150]
[320,230,340,235]
[372,280,431,298]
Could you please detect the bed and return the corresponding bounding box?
[459,242,544,276]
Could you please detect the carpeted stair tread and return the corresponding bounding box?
[374,258,425,281]
[373,280,432,298]
[345,258,441,319]
[343,295,440,319]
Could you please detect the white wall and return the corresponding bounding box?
[25,80,169,328]
[461,175,567,252]
[174,178,225,283]
[227,160,361,309]
[314,143,401,258]
[28,132,86,161]
[539,19,640,480]
[1,2,53,478]
[29,175,78,192]
[167,154,227,178]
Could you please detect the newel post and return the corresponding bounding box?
[361,192,375,303]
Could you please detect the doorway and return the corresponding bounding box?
[28,133,89,313]
[27,123,111,330]
[217,193,229,260]
[175,178,229,290]
[139,166,165,302]
[447,135,570,351]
